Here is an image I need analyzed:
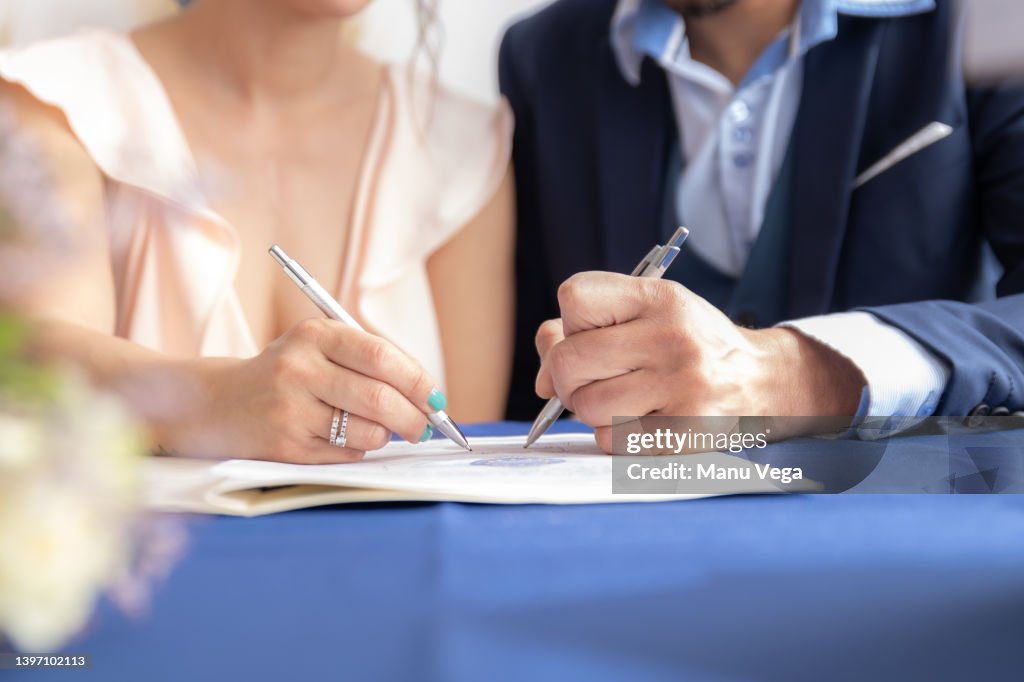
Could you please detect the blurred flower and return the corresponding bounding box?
[0,102,79,302]
[0,313,182,652]
[0,39,187,652]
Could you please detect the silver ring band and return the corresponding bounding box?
[330,409,349,448]
[329,407,341,446]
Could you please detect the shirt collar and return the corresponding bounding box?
[611,0,937,86]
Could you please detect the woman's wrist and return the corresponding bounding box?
[21,317,235,456]
[144,355,244,457]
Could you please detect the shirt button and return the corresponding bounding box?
[969,404,991,417]
[733,153,754,168]
[729,100,750,123]
[965,403,990,428]
[733,126,754,142]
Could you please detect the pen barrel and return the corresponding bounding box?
[303,282,364,330]
[537,398,565,425]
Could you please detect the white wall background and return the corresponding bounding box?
[962,0,1024,81]
[0,0,551,103]
[356,0,551,103]
[0,0,178,47]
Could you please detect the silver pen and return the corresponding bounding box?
[524,227,690,448]
[269,245,472,451]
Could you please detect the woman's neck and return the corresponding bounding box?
[172,0,351,112]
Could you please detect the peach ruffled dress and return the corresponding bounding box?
[0,29,511,386]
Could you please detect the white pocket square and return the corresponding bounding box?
[853,122,955,190]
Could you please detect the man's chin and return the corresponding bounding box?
[663,0,741,18]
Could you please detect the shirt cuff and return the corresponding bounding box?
[779,311,951,438]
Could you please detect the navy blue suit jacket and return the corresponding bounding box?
[499,0,1024,421]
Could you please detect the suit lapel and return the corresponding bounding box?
[786,18,885,318]
[595,45,675,275]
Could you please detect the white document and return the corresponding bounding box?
[143,434,794,516]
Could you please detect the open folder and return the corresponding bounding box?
[143,434,800,516]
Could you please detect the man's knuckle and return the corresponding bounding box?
[594,427,615,454]
[571,387,598,423]
[668,283,690,310]
[557,275,585,311]
[535,368,551,393]
[549,342,576,379]
[535,319,559,348]
[644,278,676,304]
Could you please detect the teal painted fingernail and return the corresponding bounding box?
[427,388,447,412]
[419,425,433,442]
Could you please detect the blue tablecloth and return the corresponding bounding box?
[13,422,1024,682]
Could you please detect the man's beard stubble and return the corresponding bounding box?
[662,0,741,18]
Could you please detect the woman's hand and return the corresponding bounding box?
[176,318,444,463]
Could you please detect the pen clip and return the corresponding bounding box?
[630,246,661,277]
[640,227,688,276]
[652,245,682,273]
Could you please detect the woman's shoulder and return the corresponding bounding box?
[0,29,204,210]
[0,29,141,94]
[380,62,512,231]
[0,32,127,196]
[383,62,512,153]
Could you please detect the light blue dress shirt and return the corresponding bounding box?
[611,0,950,427]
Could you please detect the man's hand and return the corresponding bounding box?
[535,272,867,452]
